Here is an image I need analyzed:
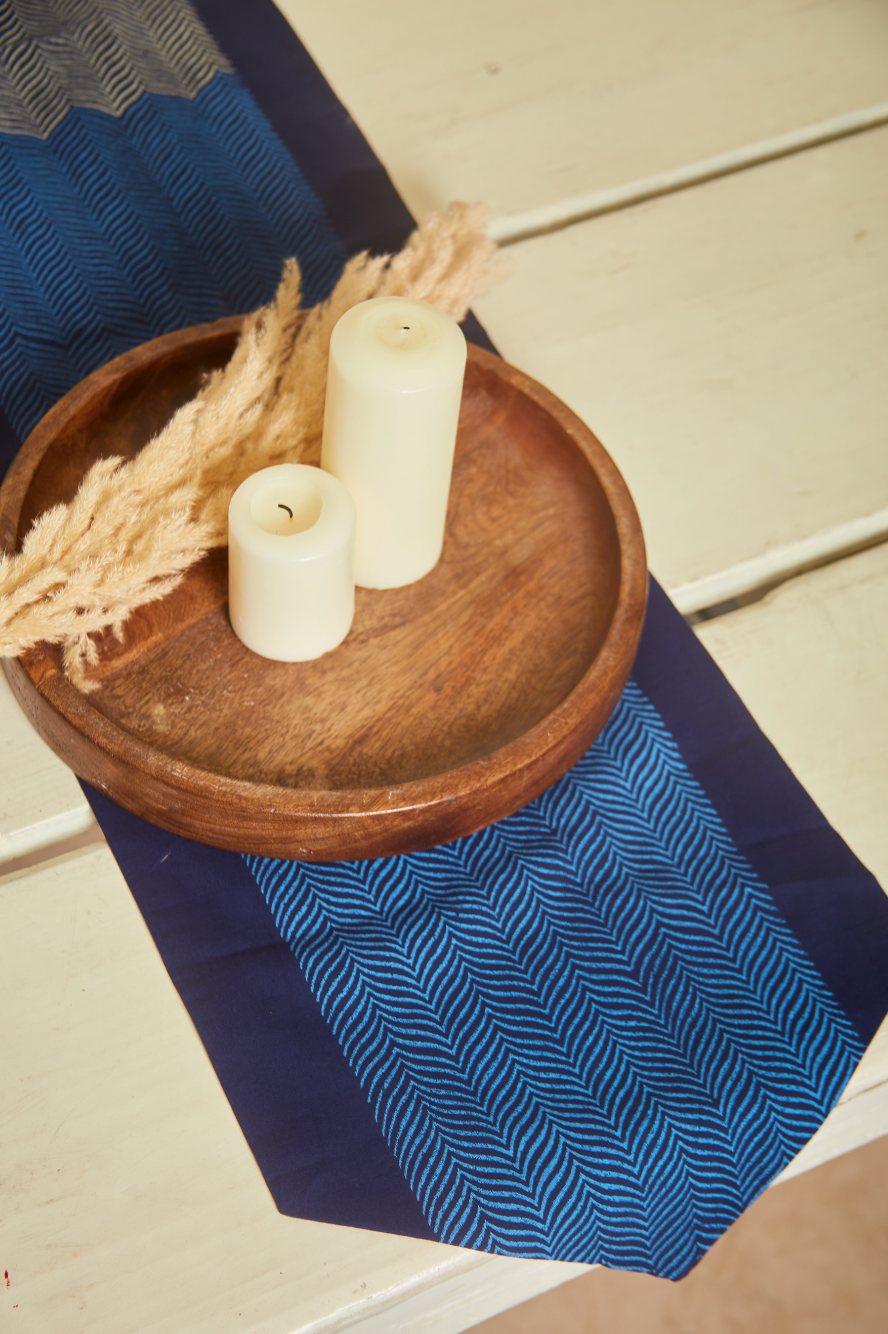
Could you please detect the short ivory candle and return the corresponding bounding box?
[228,463,356,661]
[321,296,467,589]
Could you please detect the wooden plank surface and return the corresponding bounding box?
[694,542,888,1175]
[0,842,584,1334]
[0,666,94,865]
[695,543,888,893]
[4,543,886,1329]
[274,0,888,225]
[2,832,884,1332]
[2,5,886,1329]
[472,128,888,593]
[5,540,887,1329]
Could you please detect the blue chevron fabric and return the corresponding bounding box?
[245,681,863,1277]
[3,0,888,1286]
[0,2,346,441]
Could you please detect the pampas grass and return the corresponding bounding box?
[0,202,506,688]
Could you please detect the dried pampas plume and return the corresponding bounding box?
[0,202,507,688]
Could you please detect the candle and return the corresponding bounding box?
[321,296,467,589]
[228,463,356,661]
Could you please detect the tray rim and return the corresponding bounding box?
[0,316,648,861]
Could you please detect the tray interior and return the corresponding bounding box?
[16,343,621,793]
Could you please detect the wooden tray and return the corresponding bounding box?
[0,317,647,861]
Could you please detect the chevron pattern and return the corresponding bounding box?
[0,68,347,438]
[0,2,865,1281]
[247,682,863,1279]
[0,0,229,138]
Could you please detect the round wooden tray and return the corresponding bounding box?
[0,316,647,861]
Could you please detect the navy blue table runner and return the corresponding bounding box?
[2,0,887,1280]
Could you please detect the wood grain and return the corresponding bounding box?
[0,665,95,864]
[3,840,885,1331]
[695,542,888,892]
[0,318,647,860]
[473,128,888,595]
[0,843,588,1334]
[275,0,888,223]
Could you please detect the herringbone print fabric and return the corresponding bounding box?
[0,0,229,138]
[0,0,869,1283]
[247,683,862,1279]
[0,0,346,439]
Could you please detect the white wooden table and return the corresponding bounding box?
[2,2,887,1328]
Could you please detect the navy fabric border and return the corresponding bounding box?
[190,0,414,258]
[80,576,888,1239]
[185,0,888,1043]
[82,784,436,1239]
[634,581,888,1046]
[191,0,496,356]
[6,0,887,1250]
[179,7,888,1050]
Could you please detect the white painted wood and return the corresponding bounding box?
[671,510,888,615]
[3,8,885,1328]
[0,664,95,864]
[0,844,581,1333]
[273,0,888,224]
[472,129,888,593]
[694,543,888,889]
[490,103,888,244]
[2,829,884,1329]
[307,1255,587,1334]
[695,544,888,1172]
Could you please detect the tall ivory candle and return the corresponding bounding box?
[228,464,356,661]
[321,296,467,589]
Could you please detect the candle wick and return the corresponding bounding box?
[278,503,293,518]
[401,326,410,331]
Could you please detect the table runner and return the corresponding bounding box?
[2,0,888,1282]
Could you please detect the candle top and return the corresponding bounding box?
[330,296,466,392]
[229,464,356,563]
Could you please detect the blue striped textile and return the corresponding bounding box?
[3,0,887,1283]
[0,68,345,439]
[246,681,862,1276]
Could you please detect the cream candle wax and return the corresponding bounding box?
[321,296,467,589]
[228,463,356,661]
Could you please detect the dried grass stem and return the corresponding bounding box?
[0,203,506,688]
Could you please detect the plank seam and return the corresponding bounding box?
[670,507,888,617]
[490,102,888,245]
[0,806,99,868]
